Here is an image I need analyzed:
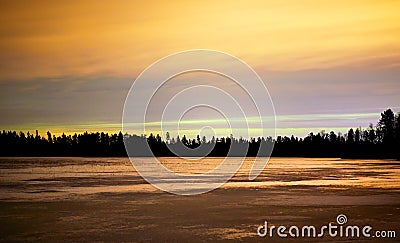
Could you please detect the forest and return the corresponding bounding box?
[0,109,399,159]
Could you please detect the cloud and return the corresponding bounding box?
[1,1,400,80]
[1,1,399,137]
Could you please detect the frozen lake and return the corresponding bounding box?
[0,157,399,241]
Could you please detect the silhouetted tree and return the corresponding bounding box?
[347,128,354,144]
[377,109,395,144]
[181,135,188,146]
[355,128,360,143]
[0,109,399,159]
[395,113,400,143]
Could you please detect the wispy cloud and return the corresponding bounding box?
[1,1,399,136]
[2,111,385,139]
[1,1,400,80]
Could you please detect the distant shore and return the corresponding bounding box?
[1,109,399,159]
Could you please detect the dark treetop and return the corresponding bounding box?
[1,109,399,159]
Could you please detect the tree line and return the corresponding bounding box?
[0,109,399,159]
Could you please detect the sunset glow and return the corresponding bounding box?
[1,0,399,137]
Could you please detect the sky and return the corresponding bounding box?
[0,0,399,138]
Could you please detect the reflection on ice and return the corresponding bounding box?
[0,157,399,201]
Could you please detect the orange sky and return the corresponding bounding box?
[1,0,399,80]
[0,0,399,137]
